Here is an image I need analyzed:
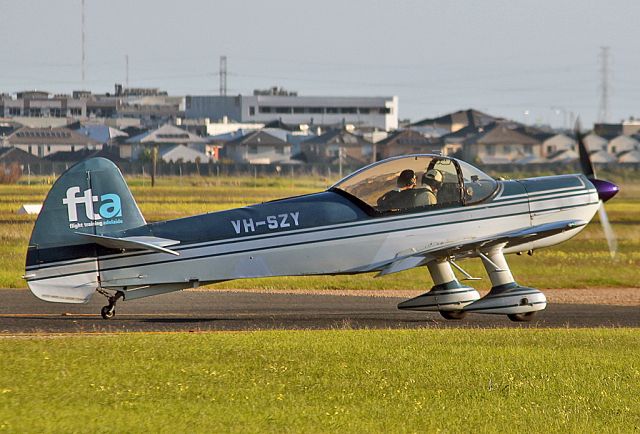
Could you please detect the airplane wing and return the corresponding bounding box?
[377,219,587,276]
[75,233,181,256]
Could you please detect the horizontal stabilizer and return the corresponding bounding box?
[75,233,180,256]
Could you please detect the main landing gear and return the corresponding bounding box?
[397,247,547,322]
[99,290,124,320]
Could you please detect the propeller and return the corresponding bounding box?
[575,119,619,259]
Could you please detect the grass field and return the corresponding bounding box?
[1,329,639,432]
[0,173,638,290]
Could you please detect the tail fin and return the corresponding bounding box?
[25,158,145,303]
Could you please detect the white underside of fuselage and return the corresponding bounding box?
[26,183,600,303]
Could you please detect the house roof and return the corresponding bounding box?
[43,146,123,162]
[160,145,209,163]
[0,147,43,165]
[462,122,540,146]
[302,129,371,147]
[584,133,608,151]
[412,109,498,129]
[589,149,617,164]
[377,129,431,147]
[609,135,639,150]
[224,130,290,147]
[542,133,576,147]
[6,127,101,146]
[618,150,640,163]
[77,124,128,143]
[126,124,207,144]
[546,148,578,163]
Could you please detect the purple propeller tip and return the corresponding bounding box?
[591,179,619,202]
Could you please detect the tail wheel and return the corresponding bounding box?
[507,312,537,322]
[440,310,467,320]
[101,305,115,320]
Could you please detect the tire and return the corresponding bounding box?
[440,310,467,320]
[101,305,115,320]
[507,312,537,322]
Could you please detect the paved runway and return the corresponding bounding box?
[1,289,638,334]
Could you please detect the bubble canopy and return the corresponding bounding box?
[331,155,498,213]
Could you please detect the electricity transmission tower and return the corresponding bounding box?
[598,46,611,123]
[219,55,228,96]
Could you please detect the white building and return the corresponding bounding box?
[185,94,399,131]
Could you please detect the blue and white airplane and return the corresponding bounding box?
[24,135,618,321]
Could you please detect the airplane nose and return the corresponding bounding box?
[591,179,619,202]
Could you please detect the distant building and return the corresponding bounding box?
[299,129,373,164]
[1,85,184,128]
[160,145,209,163]
[0,147,43,165]
[541,133,576,157]
[185,94,398,131]
[459,121,542,164]
[222,130,293,164]
[594,119,640,139]
[412,109,498,133]
[608,135,639,156]
[123,124,208,161]
[4,126,101,158]
[376,129,439,159]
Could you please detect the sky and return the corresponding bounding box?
[1,0,639,128]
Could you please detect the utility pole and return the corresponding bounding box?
[125,54,129,87]
[219,55,227,96]
[151,145,158,187]
[598,46,611,123]
[81,0,86,83]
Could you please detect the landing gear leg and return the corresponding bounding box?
[100,291,124,320]
[397,259,480,319]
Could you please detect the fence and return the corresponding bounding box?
[15,159,640,180]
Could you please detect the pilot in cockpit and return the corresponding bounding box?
[414,169,443,206]
[377,169,417,211]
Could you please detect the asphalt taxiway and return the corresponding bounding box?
[1,289,638,334]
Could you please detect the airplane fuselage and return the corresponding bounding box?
[26,173,599,303]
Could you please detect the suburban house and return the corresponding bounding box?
[3,126,101,158]
[222,130,293,164]
[159,145,209,163]
[76,123,129,145]
[376,129,440,160]
[0,147,43,165]
[298,129,373,165]
[411,109,498,133]
[541,133,576,157]
[459,121,542,164]
[608,135,639,156]
[123,123,208,161]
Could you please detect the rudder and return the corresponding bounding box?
[25,158,145,303]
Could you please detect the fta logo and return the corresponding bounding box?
[62,186,122,223]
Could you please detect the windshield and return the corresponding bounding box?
[332,155,460,212]
[457,159,498,204]
[332,155,497,212]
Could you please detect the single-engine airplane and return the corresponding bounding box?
[24,131,618,321]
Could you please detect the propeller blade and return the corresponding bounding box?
[575,118,596,179]
[598,203,618,260]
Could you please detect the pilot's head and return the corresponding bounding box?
[397,169,417,189]
[422,169,443,190]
